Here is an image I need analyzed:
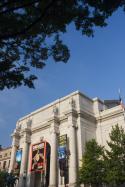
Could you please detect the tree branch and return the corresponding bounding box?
[0,0,57,40]
[0,0,41,14]
[0,0,20,9]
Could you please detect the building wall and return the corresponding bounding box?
[0,147,11,172]
[9,91,125,187]
[96,105,125,148]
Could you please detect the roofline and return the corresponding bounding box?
[18,90,93,122]
[93,97,104,104]
[0,146,11,151]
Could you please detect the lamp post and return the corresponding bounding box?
[64,149,70,187]
[23,170,27,187]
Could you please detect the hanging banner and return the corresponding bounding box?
[31,142,46,172]
[16,150,22,163]
[58,134,67,160]
[58,135,68,177]
[14,149,22,175]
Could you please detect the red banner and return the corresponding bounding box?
[30,142,46,172]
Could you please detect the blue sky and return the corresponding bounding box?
[0,10,125,147]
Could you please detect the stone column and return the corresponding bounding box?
[19,128,31,187]
[49,130,57,187]
[9,130,20,173]
[26,144,34,187]
[49,107,59,187]
[68,98,77,187]
[68,122,77,186]
[77,116,85,165]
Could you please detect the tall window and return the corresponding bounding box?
[4,153,7,157]
[3,161,6,169]
[8,160,10,167]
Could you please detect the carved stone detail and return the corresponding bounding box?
[69,98,76,109]
[52,105,58,116]
[50,122,59,134]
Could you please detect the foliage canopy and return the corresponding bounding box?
[104,125,125,186]
[0,171,17,187]
[79,124,125,187]
[79,139,105,187]
[0,0,125,90]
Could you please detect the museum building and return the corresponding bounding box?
[9,91,125,187]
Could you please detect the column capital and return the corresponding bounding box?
[11,130,20,147]
[67,114,78,129]
[11,128,20,138]
[20,128,31,143]
[23,132,31,144]
[22,127,31,135]
[65,109,78,119]
[48,115,60,134]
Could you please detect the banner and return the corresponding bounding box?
[14,149,22,175]
[58,134,68,177]
[58,134,67,159]
[16,150,22,163]
[31,142,45,172]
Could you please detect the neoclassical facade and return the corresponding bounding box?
[9,91,125,187]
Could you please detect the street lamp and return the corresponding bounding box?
[23,170,27,187]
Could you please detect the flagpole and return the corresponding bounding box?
[118,88,125,121]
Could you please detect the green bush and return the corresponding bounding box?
[0,171,18,187]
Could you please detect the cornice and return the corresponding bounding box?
[78,109,96,123]
[96,108,124,122]
[64,109,78,118]
[18,91,80,122]
[59,115,68,124]
[48,116,60,124]
[19,109,97,135]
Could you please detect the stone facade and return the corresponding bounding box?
[0,146,11,172]
[9,91,125,187]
